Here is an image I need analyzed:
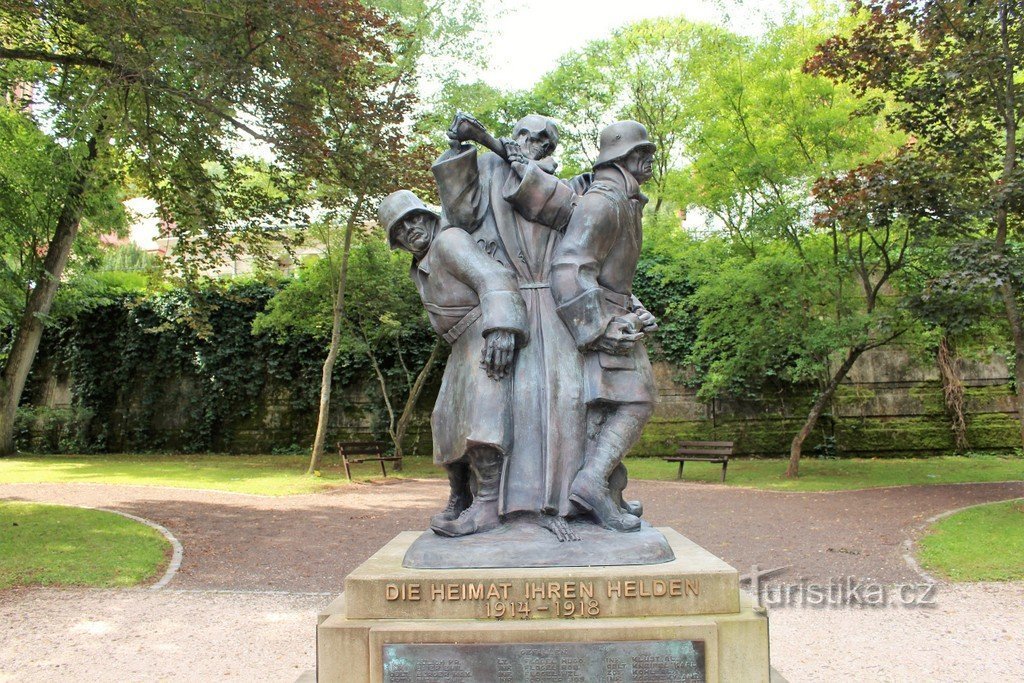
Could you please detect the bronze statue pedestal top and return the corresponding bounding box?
[402,518,675,569]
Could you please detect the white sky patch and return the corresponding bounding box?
[476,0,787,91]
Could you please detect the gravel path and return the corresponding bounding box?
[2,478,1023,681]
[3,479,1022,588]
[770,582,1024,682]
[2,583,1021,682]
[0,587,324,682]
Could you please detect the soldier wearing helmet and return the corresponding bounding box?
[377,190,529,537]
[551,120,660,533]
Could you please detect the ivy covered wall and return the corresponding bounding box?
[15,281,1021,456]
[16,281,435,454]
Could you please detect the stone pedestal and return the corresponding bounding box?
[316,528,771,682]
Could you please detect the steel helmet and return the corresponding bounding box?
[377,190,439,249]
[594,120,656,168]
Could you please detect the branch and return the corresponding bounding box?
[0,48,118,71]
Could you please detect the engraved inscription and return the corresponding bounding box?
[380,578,702,620]
[382,641,706,683]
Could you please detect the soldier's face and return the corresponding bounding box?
[394,212,434,257]
[623,147,655,184]
[515,128,554,160]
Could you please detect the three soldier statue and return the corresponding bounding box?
[377,114,658,541]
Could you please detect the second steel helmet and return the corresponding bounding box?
[594,120,656,168]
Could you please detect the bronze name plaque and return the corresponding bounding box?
[382,639,706,682]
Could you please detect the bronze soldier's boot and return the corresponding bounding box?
[570,444,641,532]
[430,461,473,528]
[431,450,502,537]
[609,463,643,518]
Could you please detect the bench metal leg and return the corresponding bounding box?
[721,461,728,482]
[678,460,684,480]
[379,457,388,478]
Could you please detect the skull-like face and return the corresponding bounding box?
[513,115,558,160]
[515,128,554,160]
[392,211,435,258]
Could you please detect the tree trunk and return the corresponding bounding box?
[307,195,363,475]
[392,339,442,470]
[995,2,1023,447]
[786,346,863,478]
[1000,283,1024,447]
[0,136,98,456]
[937,335,969,451]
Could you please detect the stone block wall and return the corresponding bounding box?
[21,347,1020,456]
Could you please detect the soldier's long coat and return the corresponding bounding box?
[432,145,590,516]
[410,228,529,465]
[550,164,657,406]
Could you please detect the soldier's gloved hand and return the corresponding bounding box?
[481,329,517,380]
[593,318,644,356]
[634,305,658,333]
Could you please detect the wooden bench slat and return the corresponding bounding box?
[665,457,727,463]
[676,448,734,457]
[676,441,734,447]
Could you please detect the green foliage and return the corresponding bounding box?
[16,260,433,453]
[632,212,709,371]
[1,0,409,277]
[254,234,435,441]
[19,279,332,452]
[0,106,126,330]
[0,501,169,589]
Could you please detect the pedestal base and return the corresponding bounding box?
[403,519,676,568]
[315,528,772,682]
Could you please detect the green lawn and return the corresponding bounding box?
[624,454,1024,491]
[916,499,1024,582]
[0,501,170,589]
[0,452,440,495]
[0,453,1021,496]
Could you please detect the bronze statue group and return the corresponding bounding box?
[378,114,659,542]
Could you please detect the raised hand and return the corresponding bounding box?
[448,111,487,144]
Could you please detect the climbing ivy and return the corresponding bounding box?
[16,279,387,453]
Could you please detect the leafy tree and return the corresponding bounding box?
[807,0,1024,447]
[297,0,488,474]
[528,17,736,199]
[0,106,124,333]
[0,0,405,455]
[673,12,920,475]
[254,236,438,463]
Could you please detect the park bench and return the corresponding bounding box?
[664,440,734,482]
[338,441,400,480]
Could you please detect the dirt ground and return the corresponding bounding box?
[2,478,1022,681]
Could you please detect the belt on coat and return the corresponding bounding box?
[422,301,482,345]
